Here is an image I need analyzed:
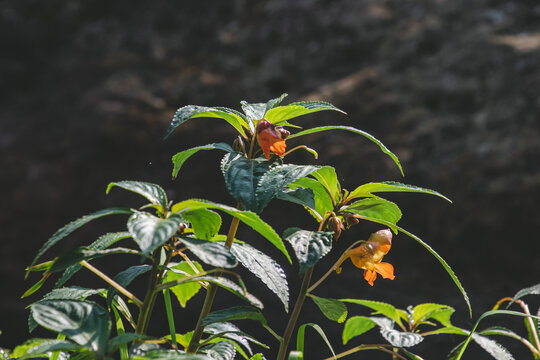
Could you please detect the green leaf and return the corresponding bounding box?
[106,181,168,210]
[289,178,333,221]
[48,247,141,273]
[249,354,266,360]
[14,340,83,359]
[370,317,424,348]
[264,93,288,112]
[132,349,211,359]
[107,333,152,354]
[201,341,236,360]
[412,303,455,327]
[343,197,402,230]
[508,283,540,308]
[468,333,515,360]
[347,181,451,203]
[310,166,340,202]
[276,188,315,211]
[221,152,273,212]
[29,208,132,269]
[265,101,345,126]
[172,143,233,179]
[55,232,131,288]
[107,265,151,306]
[31,300,111,355]
[400,349,426,360]
[288,126,403,176]
[179,237,237,268]
[203,307,268,327]
[127,211,183,254]
[182,209,222,240]
[296,323,336,359]
[422,326,467,336]
[283,228,333,273]
[165,105,248,139]
[342,316,376,344]
[204,322,263,357]
[339,299,404,327]
[309,295,347,323]
[228,242,289,312]
[241,101,267,122]
[255,164,319,213]
[171,199,291,263]
[395,225,472,317]
[164,262,204,308]
[288,351,303,360]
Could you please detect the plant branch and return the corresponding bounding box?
[323,344,408,360]
[80,260,143,307]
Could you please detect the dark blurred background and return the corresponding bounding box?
[1,0,539,358]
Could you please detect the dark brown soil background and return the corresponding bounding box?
[1,0,539,358]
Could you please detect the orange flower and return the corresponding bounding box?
[256,119,289,160]
[336,229,395,286]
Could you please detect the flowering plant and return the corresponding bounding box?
[9,94,538,360]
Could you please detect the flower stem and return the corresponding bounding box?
[80,260,143,307]
[135,251,162,334]
[323,344,408,360]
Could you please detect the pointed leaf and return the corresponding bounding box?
[264,93,288,112]
[470,333,514,360]
[276,188,315,211]
[172,143,233,179]
[55,232,131,288]
[127,211,183,254]
[347,181,451,203]
[165,105,248,139]
[182,209,222,240]
[132,349,211,359]
[310,166,340,202]
[203,307,267,327]
[412,303,454,327]
[14,340,83,359]
[339,299,404,327]
[31,300,111,355]
[241,101,267,121]
[289,178,333,220]
[309,295,347,323]
[255,165,319,213]
[296,323,336,359]
[342,316,376,344]
[201,341,236,360]
[221,152,273,212]
[107,333,152,354]
[265,101,345,125]
[204,322,262,356]
[228,242,289,311]
[508,283,540,308]
[48,247,141,273]
[29,208,132,269]
[288,126,403,176]
[171,199,290,262]
[164,261,204,308]
[400,349,426,360]
[179,237,237,268]
[370,317,424,348]
[107,265,151,306]
[283,228,333,273]
[106,181,168,209]
[344,197,402,228]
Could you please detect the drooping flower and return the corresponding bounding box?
[336,229,395,286]
[256,119,289,160]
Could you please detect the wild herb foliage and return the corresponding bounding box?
[10,94,538,360]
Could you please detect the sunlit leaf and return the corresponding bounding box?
[283,228,333,273]
[275,188,315,211]
[48,247,141,273]
[107,333,152,354]
[204,322,267,357]
[265,101,345,126]
[289,178,333,220]
[172,143,233,179]
[295,323,336,359]
[309,295,347,323]
[343,197,402,230]
[347,181,451,203]
[106,181,168,210]
[201,341,236,360]
[412,303,454,327]
[339,299,404,328]
[182,209,222,240]
[164,262,204,308]
[508,283,540,308]
[14,340,83,359]
[342,316,376,344]
[127,211,183,254]
[179,237,237,268]
[310,166,340,202]
[203,307,268,327]
[370,317,424,348]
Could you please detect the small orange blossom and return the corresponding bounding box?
[256,119,289,160]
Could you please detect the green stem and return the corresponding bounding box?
[163,289,177,349]
[322,344,408,360]
[135,251,162,334]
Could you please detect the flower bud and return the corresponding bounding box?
[328,215,344,240]
[343,214,359,228]
[276,126,290,139]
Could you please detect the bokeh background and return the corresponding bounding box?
[1,0,539,358]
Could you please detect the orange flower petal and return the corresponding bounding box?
[256,121,287,160]
[363,269,377,286]
[373,262,395,280]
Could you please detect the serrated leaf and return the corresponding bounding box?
[31,300,111,355]
[265,93,288,112]
[48,247,141,273]
[241,101,267,122]
[179,237,237,268]
[339,299,404,327]
[265,101,345,126]
[14,340,83,359]
[289,178,333,221]
[508,283,540,308]
[172,143,233,179]
[29,208,132,269]
[309,295,347,323]
[204,322,261,356]
[347,181,451,203]
[164,262,204,308]
[165,105,248,139]
[255,165,319,213]
[228,242,289,311]
[203,307,268,327]
[182,209,222,240]
[106,181,168,210]
[296,323,336,359]
[107,333,152,354]
[201,341,236,360]
[343,197,402,229]
[342,316,376,344]
[276,188,315,211]
[412,303,454,327]
[310,166,340,202]
[221,152,273,212]
[132,349,211,359]
[55,232,131,288]
[288,126,403,176]
[471,333,514,360]
[127,211,183,254]
[171,199,290,262]
[283,228,332,274]
[370,317,424,348]
[107,265,151,306]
